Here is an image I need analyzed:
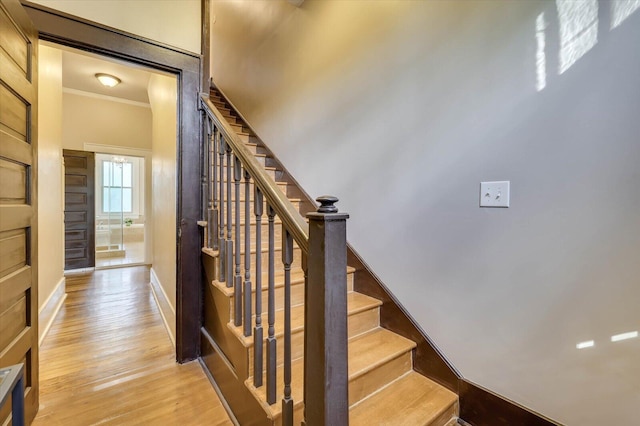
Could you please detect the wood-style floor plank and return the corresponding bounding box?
[33,266,232,426]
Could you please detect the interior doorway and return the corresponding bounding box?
[44,42,177,273]
[94,152,146,268]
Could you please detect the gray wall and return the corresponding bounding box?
[210,1,640,424]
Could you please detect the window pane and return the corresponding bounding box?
[107,187,123,212]
[103,187,110,212]
[103,161,112,186]
[112,164,123,187]
[123,163,132,187]
[123,188,132,212]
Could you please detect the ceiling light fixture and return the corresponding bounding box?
[95,73,121,88]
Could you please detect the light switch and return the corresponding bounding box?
[480,181,510,207]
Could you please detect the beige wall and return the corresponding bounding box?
[37,44,66,342]
[210,1,640,425]
[148,74,178,343]
[29,0,201,54]
[62,92,152,151]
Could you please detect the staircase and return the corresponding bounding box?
[199,87,458,425]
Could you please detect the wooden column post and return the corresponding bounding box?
[304,196,349,426]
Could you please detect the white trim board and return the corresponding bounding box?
[39,277,67,346]
[150,267,176,347]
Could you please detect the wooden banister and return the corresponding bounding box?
[200,94,349,426]
[200,95,309,254]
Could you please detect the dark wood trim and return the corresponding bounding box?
[23,0,203,362]
[460,380,562,426]
[200,0,211,93]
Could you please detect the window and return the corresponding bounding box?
[102,159,133,213]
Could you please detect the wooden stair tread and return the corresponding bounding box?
[348,328,416,379]
[230,291,382,346]
[246,328,416,419]
[211,266,356,296]
[350,372,458,426]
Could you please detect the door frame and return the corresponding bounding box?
[22,0,203,362]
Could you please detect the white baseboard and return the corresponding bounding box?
[149,267,176,347]
[39,277,67,346]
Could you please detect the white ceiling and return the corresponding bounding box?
[52,43,158,104]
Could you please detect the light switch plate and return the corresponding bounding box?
[480,181,510,207]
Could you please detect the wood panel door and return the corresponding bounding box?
[63,150,95,270]
[0,0,39,423]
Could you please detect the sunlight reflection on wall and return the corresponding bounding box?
[535,13,547,92]
[556,0,598,74]
[611,0,640,29]
[536,0,639,91]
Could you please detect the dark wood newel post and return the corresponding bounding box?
[304,196,349,426]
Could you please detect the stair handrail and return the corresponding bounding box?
[200,94,309,254]
[200,92,349,426]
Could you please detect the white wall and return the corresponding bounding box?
[148,74,178,344]
[62,92,152,151]
[37,44,66,343]
[29,0,201,54]
[210,1,640,424]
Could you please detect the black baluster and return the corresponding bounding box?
[254,187,264,387]
[201,113,209,225]
[225,142,233,288]
[234,155,242,326]
[218,135,226,283]
[243,169,252,337]
[282,229,294,426]
[210,125,218,251]
[266,205,276,405]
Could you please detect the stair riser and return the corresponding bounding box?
[230,282,305,321]
[349,351,413,407]
[248,328,305,380]
[348,307,380,338]
[247,305,379,377]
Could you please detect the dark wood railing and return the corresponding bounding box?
[200,95,349,426]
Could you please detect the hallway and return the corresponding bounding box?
[33,266,233,425]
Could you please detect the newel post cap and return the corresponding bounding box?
[316,195,339,213]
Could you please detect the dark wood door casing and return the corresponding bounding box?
[63,149,95,270]
[21,0,203,361]
[0,0,39,423]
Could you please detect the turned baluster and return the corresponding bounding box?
[218,135,226,282]
[253,187,264,386]
[210,125,218,251]
[266,205,277,404]
[234,155,242,327]
[243,169,252,337]
[281,229,294,426]
[225,142,233,288]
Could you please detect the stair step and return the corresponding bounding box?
[350,372,458,426]
[213,266,356,319]
[239,292,382,376]
[246,328,416,422]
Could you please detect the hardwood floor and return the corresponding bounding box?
[33,266,233,426]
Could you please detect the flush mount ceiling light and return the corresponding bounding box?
[95,73,121,88]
